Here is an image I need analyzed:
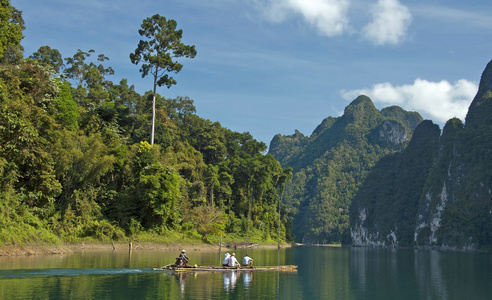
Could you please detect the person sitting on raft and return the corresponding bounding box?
[175,249,189,266]
[228,253,241,268]
[242,253,253,266]
[222,253,231,266]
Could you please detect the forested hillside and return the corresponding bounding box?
[269,95,423,244]
[0,1,292,246]
[351,60,492,250]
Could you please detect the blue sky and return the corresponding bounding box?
[12,0,492,144]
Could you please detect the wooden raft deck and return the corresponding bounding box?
[152,265,298,272]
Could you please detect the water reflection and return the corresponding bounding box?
[348,247,492,300]
[175,272,188,295]
[223,270,239,291]
[349,248,420,299]
[1,247,490,299]
[243,271,252,289]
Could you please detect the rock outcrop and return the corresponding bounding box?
[351,60,492,250]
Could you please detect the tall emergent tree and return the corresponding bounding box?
[30,45,63,73]
[130,14,197,145]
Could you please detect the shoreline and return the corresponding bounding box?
[0,242,292,256]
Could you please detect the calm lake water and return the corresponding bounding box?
[0,246,491,299]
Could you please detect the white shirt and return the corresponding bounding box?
[228,256,240,267]
[222,253,230,265]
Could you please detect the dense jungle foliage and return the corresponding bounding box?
[0,1,292,246]
[269,95,423,244]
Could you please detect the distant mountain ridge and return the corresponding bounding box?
[351,60,492,250]
[269,95,423,243]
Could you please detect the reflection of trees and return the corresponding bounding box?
[295,246,352,299]
[0,271,176,299]
[0,263,305,299]
[0,248,303,299]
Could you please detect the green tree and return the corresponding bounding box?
[63,49,114,107]
[189,206,227,240]
[0,61,63,214]
[0,0,24,62]
[130,14,197,145]
[53,81,79,130]
[30,46,63,73]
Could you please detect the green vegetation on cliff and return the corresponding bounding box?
[269,95,422,244]
[350,120,441,247]
[352,60,492,250]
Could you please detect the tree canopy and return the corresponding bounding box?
[130,14,197,145]
[0,8,291,247]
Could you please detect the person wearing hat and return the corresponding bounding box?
[228,252,241,268]
[175,249,189,266]
[222,252,231,266]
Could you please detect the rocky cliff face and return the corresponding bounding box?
[373,119,409,148]
[351,60,492,250]
[350,120,441,248]
[269,95,423,244]
[415,61,492,250]
[414,118,465,248]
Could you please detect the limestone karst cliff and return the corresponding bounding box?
[351,60,492,250]
[269,96,422,243]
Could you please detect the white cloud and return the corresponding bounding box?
[341,79,478,123]
[252,0,350,37]
[361,0,412,45]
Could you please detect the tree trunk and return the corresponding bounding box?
[151,66,158,145]
[248,186,252,231]
[210,185,214,207]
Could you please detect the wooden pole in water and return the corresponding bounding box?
[276,179,281,297]
[220,233,222,252]
[278,194,281,250]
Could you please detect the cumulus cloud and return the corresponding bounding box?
[341,79,478,123]
[252,0,350,37]
[362,0,412,45]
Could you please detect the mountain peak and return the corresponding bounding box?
[476,60,492,99]
[465,60,492,127]
[346,95,374,109]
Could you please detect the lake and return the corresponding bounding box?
[0,246,491,299]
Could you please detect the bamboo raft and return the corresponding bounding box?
[152,265,298,272]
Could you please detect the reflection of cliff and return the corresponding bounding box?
[348,248,492,299]
[295,246,353,299]
[349,248,421,298]
[349,248,368,291]
[414,250,448,299]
